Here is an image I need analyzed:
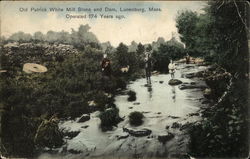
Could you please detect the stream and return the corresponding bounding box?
[38,63,209,159]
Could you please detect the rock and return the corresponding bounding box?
[133,102,140,105]
[168,79,183,85]
[159,81,164,84]
[188,112,199,117]
[171,122,182,129]
[158,133,175,144]
[203,88,212,98]
[63,131,80,139]
[168,115,180,119]
[129,107,133,109]
[185,73,196,78]
[180,122,192,131]
[165,125,170,129]
[81,125,89,129]
[123,127,152,137]
[117,132,129,140]
[178,84,207,90]
[78,114,90,123]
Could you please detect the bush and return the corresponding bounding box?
[127,90,136,101]
[99,107,122,131]
[129,111,144,126]
[66,101,89,119]
[34,118,63,149]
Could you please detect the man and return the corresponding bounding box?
[101,54,112,93]
[144,51,152,84]
[185,53,190,64]
[101,54,111,77]
[168,60,176,79]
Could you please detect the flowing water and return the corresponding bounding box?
[37,63,209,159]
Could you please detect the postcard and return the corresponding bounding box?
[0,1,249,159]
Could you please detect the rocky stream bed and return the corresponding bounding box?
[37,63,211,159]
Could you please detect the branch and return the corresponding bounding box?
[217,0,225,10]
[233,0,249,32]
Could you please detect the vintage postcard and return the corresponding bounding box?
[0,0,249,159]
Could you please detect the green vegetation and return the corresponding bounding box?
[99,107,123,131]
[176,1,249,157]
[34,118,63,149]
[127,90,137,102]
[129,111,144,126]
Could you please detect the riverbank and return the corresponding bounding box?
[185,64,249,158]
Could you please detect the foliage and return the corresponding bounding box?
[183,1,249,157]
[5,25,99,50]
[127,90,136,101]
[129,111,144,126]
[34,119,63,149]
[190,79,248,158]
[99,107,122,131]
[152,42,185,73]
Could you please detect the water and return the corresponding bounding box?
[38,63,209,159]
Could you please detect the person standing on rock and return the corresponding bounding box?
[144,49,153,84]
[101,54,111,77]
[168,60,176,79]
[101,54,112,92]
[185,53,190,64]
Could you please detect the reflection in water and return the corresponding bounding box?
[171,86,176,103]
[145,83,153,99]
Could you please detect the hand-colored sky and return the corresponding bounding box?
[1,1,207,46]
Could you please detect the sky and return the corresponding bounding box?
[0,1,207,46]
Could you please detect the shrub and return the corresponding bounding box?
[34,118,63,149]
[66,101,89,119]
[129,111,144,126]
[127,90,136,101]
[99,107,122,131]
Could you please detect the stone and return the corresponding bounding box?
[203,88,212,99]
[81,125,89,129]
[117,132,129,140]
[63,131,80,139]
[158,133,175,144]
[133,102,140,105]
[159,81,164,84]
[180,122,192,131]
[188,112,199,117]
[168,115,180,119]
[168,79,182,85]
[78,114,90,123]
[123,127,152,137]
[171,122,182,129]
[178,84,207,90]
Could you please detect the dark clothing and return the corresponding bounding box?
[145,57,152,83]
[186,55,190,64]
[101,58,111,77]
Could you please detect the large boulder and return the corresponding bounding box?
[168,79,182,85]
[158,132,175,144]
[77,114,90,123]
[123,127,152,137]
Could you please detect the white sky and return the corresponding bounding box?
[0,1,207,46]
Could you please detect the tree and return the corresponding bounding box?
[176,11,199,53]
[9,31,32,42]
[136,42,145,55]
[33,31,44,42]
